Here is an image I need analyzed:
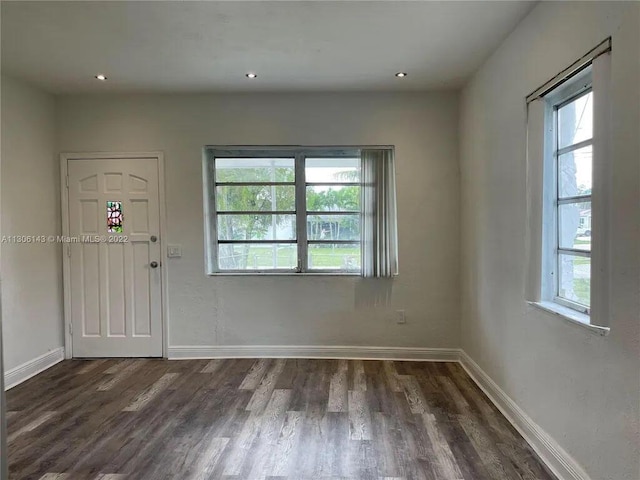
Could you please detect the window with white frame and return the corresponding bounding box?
[547,71,593,313]
[526,37,611,328]
[204,147,398,276]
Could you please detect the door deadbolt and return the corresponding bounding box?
[150,235,158,242]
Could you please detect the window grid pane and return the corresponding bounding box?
[216,185,296,212]
[214,157,295,183]
[217,214,296,241]
[218,243,297,270]
[306,185,361,212]
[558,145,592,199]
[305,157,361,183]
[211,151,366,273]
[307,214,360,241]
[555,88,593,309]
[557,253,591,307]
[308,243,361,271]
[558,201,591,252]
[557,91,593,150]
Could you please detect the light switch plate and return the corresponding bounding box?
[167,245,182,258]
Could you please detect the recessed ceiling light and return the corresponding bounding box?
[95,74,107,81]
[395,72,408,78]
[246,73,257,79]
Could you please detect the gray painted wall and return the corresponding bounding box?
[459,2,640,479]
[0,73,6,480]
[56,92,461,350]
[1,75,64,371]
[0,292,5,480]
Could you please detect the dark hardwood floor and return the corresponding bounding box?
[6,358,556,480]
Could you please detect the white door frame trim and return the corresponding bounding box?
[60,152,169,359]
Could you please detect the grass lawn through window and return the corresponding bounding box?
[220,245,361,270]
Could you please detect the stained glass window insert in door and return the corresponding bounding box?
[107,201,123,233]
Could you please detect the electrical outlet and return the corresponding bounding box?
[396,310,406,324]
[167,245,182,258]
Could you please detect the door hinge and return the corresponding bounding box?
[68,323,73,336]
[65,175,69,188]
[66,244,71,257]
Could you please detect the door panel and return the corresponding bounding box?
[68,158,162,357]
[106,242,126,336]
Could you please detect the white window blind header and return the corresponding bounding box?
[525,37,611,104]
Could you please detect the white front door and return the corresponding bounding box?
[67,157,163,357]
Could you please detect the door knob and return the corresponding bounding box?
[150,261,159,268]
[150,235,158,243]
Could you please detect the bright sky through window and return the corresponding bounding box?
[560,92,593,189]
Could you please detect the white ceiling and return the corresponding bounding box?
[1,1,536,94]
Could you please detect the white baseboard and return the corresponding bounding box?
[168,345,459,362]
[459,350,591,480]
[4,347,65,390]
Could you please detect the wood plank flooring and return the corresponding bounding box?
[6,359,557,480]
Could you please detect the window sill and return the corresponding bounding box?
[528,301,609,336]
